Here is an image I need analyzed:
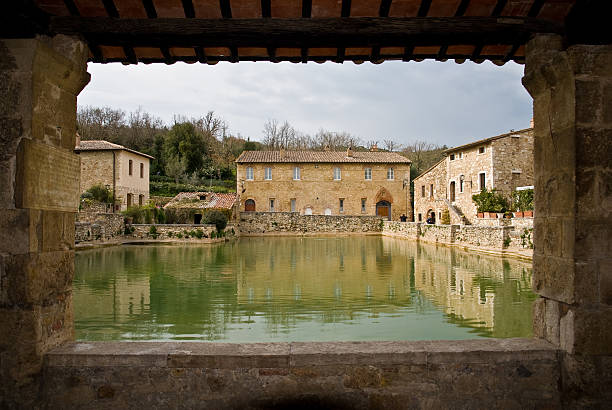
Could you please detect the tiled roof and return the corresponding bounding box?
[236,150,411,164]
[75,140,155,159]
[164,192,237,210]
[445,128,533,154]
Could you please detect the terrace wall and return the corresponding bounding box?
[239,212,383,235]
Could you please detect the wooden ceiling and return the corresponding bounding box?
[3,1,597,65]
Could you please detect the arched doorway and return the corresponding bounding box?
[304,207,313,215]
[376,200,391,220]
[324,208,332,215]
[450,181,456,202]
[245,199,256,212]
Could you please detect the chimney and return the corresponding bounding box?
[75,132,81,148]
[346,146,353,158]
[279,148,286,159]
[370,143,378,152]
[529,118,534,128]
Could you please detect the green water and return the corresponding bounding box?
[74,236,536,342]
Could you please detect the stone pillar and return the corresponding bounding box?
[523,35,612,406]
[0,35,89,407]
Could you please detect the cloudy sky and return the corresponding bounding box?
[78,60,532,148]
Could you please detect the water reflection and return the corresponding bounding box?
[74,237,535,342]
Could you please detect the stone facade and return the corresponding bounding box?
[239,212,383,235]
[77,143,151,211]
[414,129,534,225]
[413,158,447,223]
[236,151,412,221]
[0,35,89,407]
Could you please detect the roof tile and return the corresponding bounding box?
[235,150,411,164]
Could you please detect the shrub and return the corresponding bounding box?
[83,184,113,203]
[512,189,534,212]
[176,232,183,238]
[210,231,216,239]
[204,209,228,232]
[149,225,158,239]
[194,229,204,239]
[472,188,509,213]
[167,231,174,238]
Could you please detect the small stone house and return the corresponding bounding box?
[75,139,153,211]
[235,149,412,220]
[163,192,238,224]
[414,128,534,224]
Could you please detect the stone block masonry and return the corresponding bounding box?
[239,212,384,235]
[42,339,561,409]
[75,212,124,243]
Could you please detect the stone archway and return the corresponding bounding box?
[244,199,255,212]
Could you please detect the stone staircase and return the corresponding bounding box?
[442,198,471,225]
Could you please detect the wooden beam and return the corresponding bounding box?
[181,0,196,18]
[63,0,80,16]
[142,0,157,18]
[220,0,232,18]
[379,0,392,17]
[455,0,470,17]
[417,0,432,17]
[123,46,138,64]
[262,0,271,18]
[49,16,564,48]
[102,0,120,18]
[491,0,507,17]
[341,0,351,17]
[302,0,312,18]
[527,0,545,17]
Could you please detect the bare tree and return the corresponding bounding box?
[383,139,401,152]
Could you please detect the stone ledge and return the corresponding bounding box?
[45,339,558,369]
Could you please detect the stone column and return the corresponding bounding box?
[0,35,89,407]
[523,35,612,406]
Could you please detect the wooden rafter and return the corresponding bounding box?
[142,0,157,18]
[181,0,196,18]
[455,0,470,17]
[220,0,232,19]
[341,0,351,18]
[302,0,312,18]
[379,0,392,18]
[49,16,563,48]
[102,0,119,18]
[417,0,432,17]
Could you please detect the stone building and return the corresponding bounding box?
[163,191,238,223]
[414,128,534,224]
[75,139,153,211]
[235,149,412,220]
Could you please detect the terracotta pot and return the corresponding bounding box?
[523,210,533,217]
[513,211,524,218]
[485,212,496,218]
[496,213,504,219]
[477,212,484,218]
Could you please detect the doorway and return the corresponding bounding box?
[450,181,456,202]
[376,200,391,220]
[194,214,202,224]
[245,199,256,212]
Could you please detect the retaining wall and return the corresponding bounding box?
[239,212,383,235]
[384,219,533,251]
[75,213,124,243]
[42,339,560,409]
[126,223,238,240]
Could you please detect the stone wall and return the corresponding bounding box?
[126,224,232,240]
[239,212,383,235]
[384,219,534,251]
[237,161,412,220]
[42,339,561,409]
[75,212,124,243]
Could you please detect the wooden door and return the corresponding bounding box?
[245,199,255,211]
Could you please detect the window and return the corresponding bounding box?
[290,198,296,212]
[140,163,144,178]
[246,167,254,180]
[333,167,341,180]
[293,167,301,180]
[459,152,463,159]
[479,172,486,190]
[126,193,133,208]
[478,146,486,154]
[450,153,455,160]
[138,194,144,206]
[128,160,133,176]
[459,177,464,193]
[421,185,425,197]
[364,168,372,180]
[264,167,272,180]
[430,184,434,198]
[361,198,366,213]
[387,168,394,180]
[418,213,422,222]
[339,198,344,213]
[269,198,275,212]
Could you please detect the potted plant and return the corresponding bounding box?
[472,188,508,218]
[513,189,534,218]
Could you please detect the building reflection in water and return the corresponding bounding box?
[74,237,535,342]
